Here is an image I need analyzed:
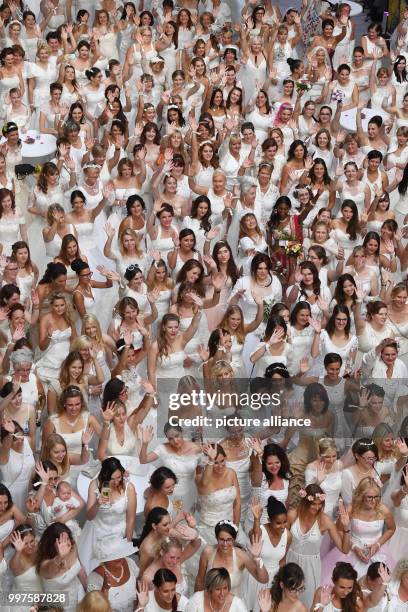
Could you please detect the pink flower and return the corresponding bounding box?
[299,489,307,498]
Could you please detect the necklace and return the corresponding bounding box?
[102,561,124,584]
[356,465,372,476]
[65,414,80,428]
[209,597,227,612]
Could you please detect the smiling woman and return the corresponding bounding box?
[78,457,137,574]
[42,386,102,488]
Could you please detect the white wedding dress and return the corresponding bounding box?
[197,486,246,545]
[78,481,136,574]
[286,518,322,610]
[42,559,83,612]
[154,445,200,513]
[5,564,43,612]
[36,327,72,385]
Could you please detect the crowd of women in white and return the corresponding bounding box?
[0,0,407,609]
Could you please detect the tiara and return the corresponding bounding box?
[218,519,238,531]
[199,140,213,147]
[83,163,100,170]
[168,104,179,110]
[18,527,33,535]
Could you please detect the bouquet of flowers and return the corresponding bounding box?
[263,298,276,323]
[331,89,344,103]
[274,230,302,256]
[295,79,311,94]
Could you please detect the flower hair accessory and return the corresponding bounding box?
[299,489,326,501]
[308,493,326,502]
[217,519,238,532]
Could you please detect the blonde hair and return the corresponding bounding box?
[318,437,337,456]
[40,433,70,476]
[118,228,143,258]
[211,360,234,377]
[71,335,93,352]
[393,558,408,581]
[49,292,73,326]
[46,204,64,226]
[218,306,245,344]
[36,42,50,58]
[77,591,112,612]
[82,313,104,347]
[213,169,226,182]
[372,423,398,460]
[351,477,384,518]
[160,536,183,553]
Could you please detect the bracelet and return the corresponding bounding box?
[401,453,408,458]
[207,460,214,466]
[343,529,351,533]
[355,298,363,303]
[82,444,89,451]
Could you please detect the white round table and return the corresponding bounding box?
[340,107,389,132]
[21,130,57,165]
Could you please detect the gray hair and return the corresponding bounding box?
[240,178,257,195]
[10,348,34,367]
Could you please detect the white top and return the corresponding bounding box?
[185,591,246,612]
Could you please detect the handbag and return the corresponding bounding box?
[14,164,35,180]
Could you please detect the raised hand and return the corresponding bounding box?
[102,401,116,422]
[140,379,155,396]
[320,585,332,605]
[338,498,350,530]
[249,534,263,558]
[10,530,25,552]
[206,226,221,241]
[258,589,271,612]
[395,437,408,457]
[247,437,263,456]
[1,417,15,434]
[359,387,369,408]
[56,532,71,558]
[35,461,50,484]
[251,291,264,306]
[197,343,210,362]
[378,562,391,585]
[136,580,150,607]
[138,424,154,445]
[81,426,94,446]
[201,441,217,462]
[250,497,262,521]
[308,317,321,334]
[269,328,285,345]
[294,266,302,283]
[104,222,115,238]
[299,356,310,374]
